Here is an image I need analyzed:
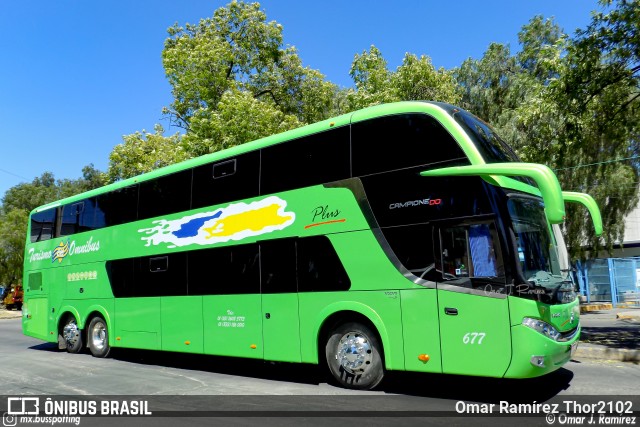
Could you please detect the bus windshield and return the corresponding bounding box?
[507,197,566,288]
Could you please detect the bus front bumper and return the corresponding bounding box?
[504,323,580,378]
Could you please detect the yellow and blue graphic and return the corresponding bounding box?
[139,196,296,248]
[51,240,70,263]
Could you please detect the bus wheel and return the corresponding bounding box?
[62,316,83,354]
[88,316,111,358]
[325,322,384,390]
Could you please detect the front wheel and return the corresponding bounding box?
[62,316,83,354]
[325,322,385,390]
[87,316,111,358]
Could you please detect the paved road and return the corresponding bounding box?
[2,317,639,397]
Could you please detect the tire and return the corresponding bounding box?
[62,316,83,354]
[325,322,385,390]
[87,316,111,358]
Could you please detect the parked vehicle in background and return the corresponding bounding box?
[3,285,23,310]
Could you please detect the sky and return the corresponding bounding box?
[0,0,603,200]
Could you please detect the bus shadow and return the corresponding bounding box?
[381,368,574,402]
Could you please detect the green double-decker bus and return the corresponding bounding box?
[22,101,602,389]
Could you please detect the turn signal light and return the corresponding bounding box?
[250,344,257,349]
[418,354,430,363]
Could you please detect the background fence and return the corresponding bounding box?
[576,257,640,306]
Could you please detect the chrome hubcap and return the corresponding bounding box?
[63,321,80,346]
[336,332,373,374]
[91,322,106,351]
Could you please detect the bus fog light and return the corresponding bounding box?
[530,356,546,368]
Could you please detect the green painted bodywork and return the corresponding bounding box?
[421,163,566,224]
[23,101,597,380]
[563,191,604,236]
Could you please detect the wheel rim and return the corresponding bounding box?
[63,321,80,346]
[91,321,107,351]
[336,332,373,375]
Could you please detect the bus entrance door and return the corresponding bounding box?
[434,221,512,377]
[260,240,302,363]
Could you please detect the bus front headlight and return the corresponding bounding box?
[522,317,561,341]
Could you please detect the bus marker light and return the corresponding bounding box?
[116,337,121,341]
[250,344,257,349]
[418,354,430,363]
[185,341,191,345]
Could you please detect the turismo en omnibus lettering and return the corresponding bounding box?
[23,101,603,390]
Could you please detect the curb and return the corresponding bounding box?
[575,343,640,363]
[0,310,22,320]
[580,303,613,313]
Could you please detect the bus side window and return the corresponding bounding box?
[380,224,440,283]
[188,244,260,295]
[437,222,505,287]
[297,236,350,292]
[97,185,138,227]
[260,126,351,195]
[351,113,466,177]
[135,252,187,297]
[60,201,84,236]
[260,239,297,294]
[138,170,192,221]
[30,208,57,243]
[192,151,260,210]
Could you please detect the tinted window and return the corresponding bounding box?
[381,224,439,282]
[351,113,466,176]
[107,258,135,298]
[261,126,351,194]
[30,208,57,243]
[192,151,260,209]
[60,202,84,236]
[437,221,506,289]
[188,244,260,295]
[361,172,489,227]
[135,252,188,297]
[97,185,138,226]
[297,236,350,292]
[260,239,297,293]
[138,170,192,220]
[80,197,107,231]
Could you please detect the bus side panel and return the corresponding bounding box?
[202,294,263,359]
[400,288,442,373]
[161,296,204,354]
[437,290,512,377]
[22,269,51,341]
[23,297,49,340]
[114,297,161,350]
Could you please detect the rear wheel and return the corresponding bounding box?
[87,316,111,358]
[62,316,83,354]
[325,322,384,390]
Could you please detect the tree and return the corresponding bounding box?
[454,6,640,258]
[107,124,186,182]
[347,45,461,110]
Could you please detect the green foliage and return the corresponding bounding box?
[347,45,461,110]
[455,6,640,258]
[107,124,186,182]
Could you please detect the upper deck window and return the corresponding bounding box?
[351,113,466,177]
[30,208,56,243]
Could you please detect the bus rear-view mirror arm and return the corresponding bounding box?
[562,191,603,236]
[420,163,565,224]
